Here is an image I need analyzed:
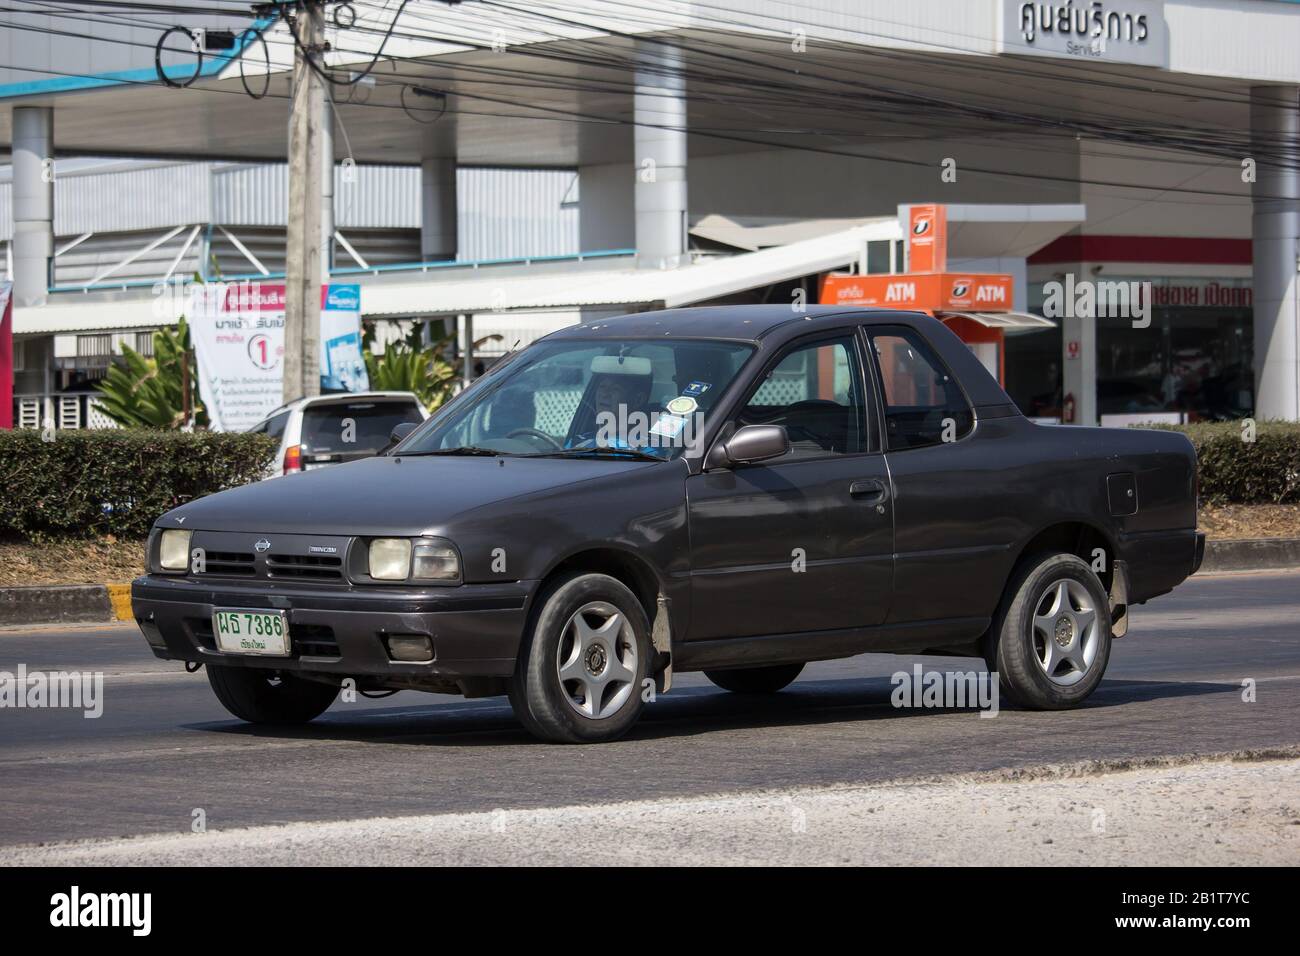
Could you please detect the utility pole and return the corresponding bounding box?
[283,0,325,403]
[321,95,334,277]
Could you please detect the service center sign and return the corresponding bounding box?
[189,282,368,432]
[1001,1,1167,68]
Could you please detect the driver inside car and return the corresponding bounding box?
[567,372,653,450]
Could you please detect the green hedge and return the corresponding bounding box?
[1148,421,1300,505]
[0,430,277,541]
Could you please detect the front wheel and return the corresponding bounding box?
[705,663,804,694]
[984,552,1112,709]
[206,664,338,724]
[508,573,652,743]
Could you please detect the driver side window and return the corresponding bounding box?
[738,337,867,458]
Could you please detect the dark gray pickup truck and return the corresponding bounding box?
[131,306,1203,743]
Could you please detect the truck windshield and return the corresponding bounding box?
[398,339,755,459]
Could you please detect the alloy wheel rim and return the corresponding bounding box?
[1030,577,1100,687]
[556,601,638,719]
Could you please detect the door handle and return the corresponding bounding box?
[849,479,888,503]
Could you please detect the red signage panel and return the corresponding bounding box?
[820,273,1013,311]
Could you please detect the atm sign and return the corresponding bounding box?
[820,273,1014,311]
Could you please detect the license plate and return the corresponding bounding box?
[212,609,290,656]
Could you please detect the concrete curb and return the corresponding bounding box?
[0,537,1297,627]
[0,583,132,627]
[1199,537,1300,574]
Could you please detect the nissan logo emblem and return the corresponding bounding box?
[254,539,272,553]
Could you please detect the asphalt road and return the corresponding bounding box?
[1,570,1297,850]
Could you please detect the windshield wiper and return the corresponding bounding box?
[527,447,665,462]
[399,446,510,457]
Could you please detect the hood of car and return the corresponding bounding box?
[159,454,660,536]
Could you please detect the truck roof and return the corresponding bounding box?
[549,305,923,343]
[546,305,1015,412]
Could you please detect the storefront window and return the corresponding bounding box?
[1014,277,1253,422]
[1097,279,1252,421]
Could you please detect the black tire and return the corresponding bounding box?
[705,662,804,694]
[984,552,1112,709]
[508,573,652,744]
[206,664,338,724]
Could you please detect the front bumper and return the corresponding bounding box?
[131,574,535,682]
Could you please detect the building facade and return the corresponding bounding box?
[1,0,1297,428]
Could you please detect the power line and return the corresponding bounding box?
[3,2,1294,199]
[9,1,1291,164]
[297,0,1299,173]
[0,57,1260,214]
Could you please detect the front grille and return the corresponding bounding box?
[266,554,344,581]
[185,534,351,585]
[201,551,256,577]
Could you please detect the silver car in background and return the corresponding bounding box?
[247,392,428,478]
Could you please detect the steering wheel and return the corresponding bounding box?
[506,427,564,450]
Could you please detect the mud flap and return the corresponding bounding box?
[652,593,673,693]
[1110,558,1130,638]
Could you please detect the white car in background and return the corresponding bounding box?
[247,392,428,478]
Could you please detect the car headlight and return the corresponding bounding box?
[412,540,460,581]
[159,529,192,572]
[368,538,412,580]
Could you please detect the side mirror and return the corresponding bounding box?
[708,424,790,469]
[383,421,419,455]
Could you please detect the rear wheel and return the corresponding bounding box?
[984,552,1112,709]
[705,663,804,694]
[206,664,338,724]
[508,573,652,743]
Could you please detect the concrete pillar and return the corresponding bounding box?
[633,43,687,269]
[1055,265,1097,426]
[1061,304,1097,426]
[420,157,457,262]
[12,107,54,307]
[1250,86,1300,421]
[321,98,334,276]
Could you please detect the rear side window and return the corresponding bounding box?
[867,329,972,450]
[300,401,423,454]
[248,411,289,442]
[265,411,290,443]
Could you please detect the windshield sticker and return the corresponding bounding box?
[649,413,689,439]
[666,396,698,416]
[682,381,712,397]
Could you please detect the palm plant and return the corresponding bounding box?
[95,317,207,429]
[364,326,502,413]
